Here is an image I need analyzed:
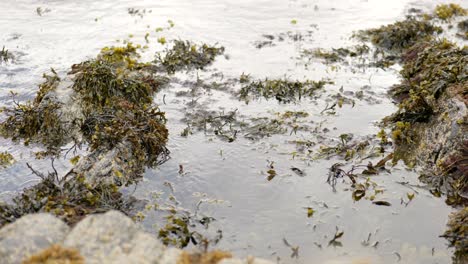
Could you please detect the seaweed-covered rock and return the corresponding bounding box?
[355,18,442,52]
[0,44,170,226]
[0,213,69,264]
[64,210,165,264]
[443,208,468,263]
[386,40,467,205]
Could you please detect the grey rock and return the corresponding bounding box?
[64,210,165,264]
[0,213,69,264]
[158,248,183,264]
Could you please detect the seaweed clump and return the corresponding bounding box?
[0,165,136,226]
[442,208,468,263]
[177,250,232,264]
[302,45,370,64]
[0,151,15,168]
[239,77,333,103]
[457,19,468,39]
[434,4,467,21]
[0,46,14,64]
[0,70,66,153]
[389,40,466,123]
[22,244,84,264]
[156,40,224,74]
[355,18,442,52]
[0,43,170,226]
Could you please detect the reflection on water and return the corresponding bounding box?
[1,0,464,263]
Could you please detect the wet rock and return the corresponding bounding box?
[0,213,69,264]
[64,210,165,264]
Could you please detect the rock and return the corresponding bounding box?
[219,257,274,264]
[64,210,165,264]
[0,213,69,264]
[159,248,184,264]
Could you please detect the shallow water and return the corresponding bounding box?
[1,0,466,263]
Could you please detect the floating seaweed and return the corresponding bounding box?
[155,40,225,74]
[238,78,333,103]
[0,46,14,64]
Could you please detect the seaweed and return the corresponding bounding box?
[157,208,221,249]
[81,106,169,168]
[354,18,442,52]
[0,46,14,64]
[177,250,232,264]
[238,78,333,103]
[442,208,468,263]
[0,100,66,154]
[389,40,467,124]
[0,43,173,226]
[0,151,15,168]
[457,19,468,40]
[155,40,224,74]
[22,244,84,264]
[301,45,370,64]
[434,4,467,21]
[0,164,137,226]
